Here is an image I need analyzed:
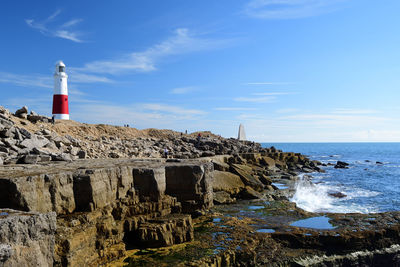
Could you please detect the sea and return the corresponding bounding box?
[261,143,400,214]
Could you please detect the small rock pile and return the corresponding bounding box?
[80,135,263,159]
[0,105,275,165]
[0,106,84,165]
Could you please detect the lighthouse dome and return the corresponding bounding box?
[55,61,66,73]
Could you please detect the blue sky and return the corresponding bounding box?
[1,0,400,142]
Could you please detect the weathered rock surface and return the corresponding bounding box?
[0,210,56,267]
[0,158,215,266]
[166,162,213,213]
[212,170,245,195]
[134,214,193,248]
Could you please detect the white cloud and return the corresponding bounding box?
[234,96,276,103]
[25,10,85,43]
[331,108,378,115]
[244,0,348,19]
[0,72,52,88]
[170,86,197,94]
[275,108,299,113]
[252,92,292,96]
[214,107,257,111]
[68,71,114,84]
[73,28,230,75]
[68,88,86,96]
[141,103,206,116]
[61,19,83,28]
[0,70,112,89]
[245,82,295,85]
[54,30,83,43]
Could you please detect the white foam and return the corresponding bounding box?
[290,178,335,213]
[290,176,380,214]
[346,188,381,198]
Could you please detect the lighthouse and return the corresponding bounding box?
[52,61,69,120]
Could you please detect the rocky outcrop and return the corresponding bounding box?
[0,210,56,267]
[0,158,214,266]
[335,161,350,169]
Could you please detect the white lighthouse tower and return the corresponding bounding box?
[52,61,69,120]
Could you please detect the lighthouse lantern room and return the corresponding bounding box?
[52,61,70,120]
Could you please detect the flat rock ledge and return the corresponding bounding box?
[0,158,213,266]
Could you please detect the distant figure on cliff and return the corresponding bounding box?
[163,148,169,158]
[196,133,202,146]
[51,115,55,125]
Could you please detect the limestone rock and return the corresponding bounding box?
[212,170,245,195]
[165,162,214,212]
[20,136,50,150]
[14,106,28,118]
[20,154,39,164]
[213,191,236,204]
[239,186,263,200]
[133,167,166,201]
[135,214,194,248]
[0,210,56,267]
[231,164,264,191]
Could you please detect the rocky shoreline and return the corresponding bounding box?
[0,106,399,267]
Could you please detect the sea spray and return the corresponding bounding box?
[290,175,334,213]
[290,174,379,214]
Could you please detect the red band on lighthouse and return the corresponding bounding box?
[52,95,69,114]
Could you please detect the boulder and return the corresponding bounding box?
[20,155,39,164]
[328,191,347,198]
[51,153,72,162]
[239,186,263,200]
[211,156,230,172]
[15,106,28,116]
[212,170,245,195]
[18,127,32,138]
[231,164,264,191]
[20,136,50,150]
[0,118,14,128]
[335,161,349,169]
[213,191,236,204]
[0,127,15,138]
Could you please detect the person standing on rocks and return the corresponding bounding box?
[164,148,169,159]
[51,115,55,125]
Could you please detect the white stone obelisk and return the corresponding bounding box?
[52,61,69,120]
[238,124,246,141]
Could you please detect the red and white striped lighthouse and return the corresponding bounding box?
[52,61,69,120]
